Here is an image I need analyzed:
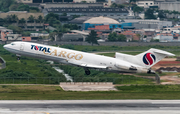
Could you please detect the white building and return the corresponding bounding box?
[16,0,33,3]
[153,35,174,42]
[115,0,129,4]
[6,34,22,41]
[73,0,96,3]
[124,19,172,29]
[136,0,159,8]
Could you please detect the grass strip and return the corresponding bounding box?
[0,85,180,100]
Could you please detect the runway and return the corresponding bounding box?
[1,100,180,114]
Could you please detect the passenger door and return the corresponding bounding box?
[20,43,24,51]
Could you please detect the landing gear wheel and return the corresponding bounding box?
[85,70,90,75]
[17,57,20,61]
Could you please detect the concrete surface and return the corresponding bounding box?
[60,82,117,91]
[1,100,180,114]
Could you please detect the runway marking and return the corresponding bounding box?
[26,111,50,114]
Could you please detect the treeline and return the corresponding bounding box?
[0,0,39,12]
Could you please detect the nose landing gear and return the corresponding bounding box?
[16,54,21,61]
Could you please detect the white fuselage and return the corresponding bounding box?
[3,42,148,74]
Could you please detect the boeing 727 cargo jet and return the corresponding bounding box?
[3,42,175,75]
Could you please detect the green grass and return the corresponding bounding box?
[0,85,179,100]
[59,65,154,84]
[60,44,180,53]
[98,51,141,57]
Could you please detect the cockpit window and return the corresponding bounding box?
[11,43,15,45]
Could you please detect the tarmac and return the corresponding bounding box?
[1,100,180,114]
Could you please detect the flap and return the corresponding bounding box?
[67,60,107,69]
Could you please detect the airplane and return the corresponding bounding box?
[3,42,175,76]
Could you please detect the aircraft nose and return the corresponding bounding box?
[3,44,7,48]
[3,44,9,50]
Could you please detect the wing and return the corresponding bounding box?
[66,60,107,69]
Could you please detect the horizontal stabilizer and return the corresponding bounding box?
[151,48,175,56]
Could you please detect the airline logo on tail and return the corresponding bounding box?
[143,53,156,65]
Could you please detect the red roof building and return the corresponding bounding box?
[22,36,31,41]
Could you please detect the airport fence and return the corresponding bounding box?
[0,76,155,85]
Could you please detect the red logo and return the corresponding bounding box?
[143,53,156,65]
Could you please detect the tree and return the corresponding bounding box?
[63,24,78,30]
[133,6,144,17]
[49,32,57,41]
[96,0,106,2]
[111,3,117,8]
[11,14,18,23]
[145,9,156,19]
[111,3,125,8]
[6,14,18,23]
[37,15,44,23]
[9,4,19,11]
[81,1,86,3]
[22,31,31,36]
[7,25,23,34]
[17,4,29,11]
[28,15,35,23]
[108,32,117,41]
[45,13,59,22]
[29,7,40,13]
[151,39,159,42]
[45,13,60,27]
[0,0,15,12]
[130,0,136,3]
[47,17,61,27]
[61,12,67,16]
[19,18,26,24]
[158,10,166,19]
[49,25,67,41]
[86,30,99,46]
[117,34,127,42]
[0,18,5,26]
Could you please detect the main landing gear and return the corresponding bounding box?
[84,68,90,75]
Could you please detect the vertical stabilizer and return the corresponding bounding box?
[134,48,175,69]
[115,48,175,69]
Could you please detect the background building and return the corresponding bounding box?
[16,0,33,3]
[0,27,13,41]
[136,0,159,8]
[44,7,129,19]
[73,0,96,3]
[115,0,129,4]
[158,2,180,12]
[0,11,43,20]
[41,3,104,9]
[123,19,172,29]
[83,16,121,30]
